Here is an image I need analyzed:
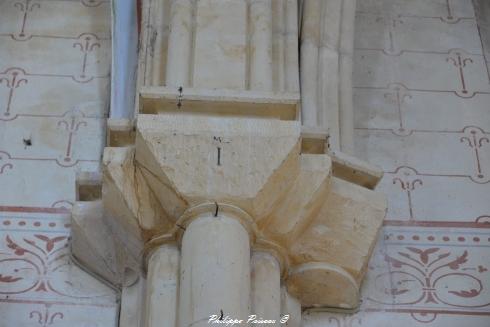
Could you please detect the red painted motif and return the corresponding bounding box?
[0,151,14,175]
[73,33,101,82]
[57,113,88,164]
[327,316,362,327]
[0,67,28,120]
[460,126,489,183]
[384,83,412,136]
[29,304,64,326]
[392,166,423,220]
[446,50,474,96]
[13,0,40,41]
[50,200,74,210]
[374,16,404,55]
[371,247,490,307]
[0,0,115,325]
[0,235,68,295]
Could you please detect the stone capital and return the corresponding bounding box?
[73,112,386,311]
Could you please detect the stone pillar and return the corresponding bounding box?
[339,0,357,155]
[300,0,321,127]
[148,0,168,86]
[285,0,300,93]
[166,0,194,87]
[145,244,180,327]
[178,212,251,326]
[249,0,273,91]
[318,0,342,150]
[110,0,138,119]
[281,286,301,327]
[251,251,281,325]
[300,0,358,153]
[120,274,146,327]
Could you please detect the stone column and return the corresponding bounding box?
[178,212,251,326]
[318,0,342,150]
[166,0,194,87]
[285,0,300,93]
[281,287,301,327]
[300,0,358,153]
[110,0,138,119]
[300,0,321,127]
[251,251,281,325]
[249,0,273,91]
[148,0,168,86]
[120,275,146,327]
[339,0,357,154]
[145,244,180,327]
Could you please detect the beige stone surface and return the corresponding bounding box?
[145,245,179,327]
[64,1,388,323]
[287,262,359,309]
[193,0,247,89]
[120,275,146,327]
[281,286,302,327]
[102,146,172,239]
[260,154,332,247]
[300,0,357,153]
[107,118,135,147]
[135,114,302,221]
[251,251,281,325]
[124,111,386,310]
[139,86,300,120]
[71,200,120,285]
[178,214,251,326]
[290,177,387,284]
[330,150,383,189]
[63,0,386,323]
[138,0,299,93]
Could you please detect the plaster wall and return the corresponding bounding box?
[305,0,490,325]
[0,0,119,326]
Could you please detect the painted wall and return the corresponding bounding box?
[0,0,119,325]
[304,0,490,325]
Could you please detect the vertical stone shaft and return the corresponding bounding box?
[285,0,300,93]
[273,0,285,92]
[149,0,168,86]
[178,213,251,326]
[300,0,321,127]
[145,245,180,327]
[166,0,194,87]
[120,277,146,327]
[249,0,273,91]
[280,287,302,327]
[251,252,281,324]
[339,0,357,154]
[318,0,342,150]
[300,0,357,153]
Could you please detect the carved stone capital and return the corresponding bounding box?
[72,112,386,311]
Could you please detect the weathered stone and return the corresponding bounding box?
[71,0,386,323]
[289,177,387,285]
[135,114,302,221]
